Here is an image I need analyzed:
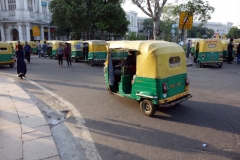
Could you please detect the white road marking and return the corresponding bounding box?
[1,73,102,160]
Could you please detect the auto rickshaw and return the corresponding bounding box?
[0,42,15,67]
[194,39,223,68]
[83,40,107,66]
[104,40,192,117]
[234,39,240,57]
[47,40,64,59]
[190,38,202,55]
[7,41,25,54]
[221,39,236,61]
[65,40,83,62]
[27,41,37,55]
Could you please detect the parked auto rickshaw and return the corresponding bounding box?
[104,40,192,116]
[194,39,223,68]
[7,41,25,54]
[83,40,107,66]
[0,42,15,67]
[221,39,236,61]
[190,38,202,55]
[65,40,83,62]
[27,41,37,54]
[47,41,64,59]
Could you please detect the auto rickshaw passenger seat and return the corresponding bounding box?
[121,75,133,94]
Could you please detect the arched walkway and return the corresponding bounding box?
[11,28,19,41]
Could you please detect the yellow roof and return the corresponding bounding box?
[83,40,106,45]
[107,40,187,79]
[0,41,12,46]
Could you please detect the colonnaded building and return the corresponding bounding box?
[0,0,59,41]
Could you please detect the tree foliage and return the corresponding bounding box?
[50,0,129,40]
[187,26,214,38]
[227,27,240,39]
[173,0,215,42]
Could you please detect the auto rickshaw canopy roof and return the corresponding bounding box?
[0,42,13,54]
[65,40,83,51]
[83,40,107,45]
[195,39,222,52]
[107,40,187,79]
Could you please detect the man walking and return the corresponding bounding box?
[24,41,32,63]
[64,42,72,66]
[227,38,234,64]
[186,40,191,58]
[37,41,42,58]
[42,41,47,58]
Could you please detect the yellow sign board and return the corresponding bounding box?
[179,12,193,30]
[32,26,40,36]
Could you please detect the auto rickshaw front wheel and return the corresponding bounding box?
[140,99,156,117]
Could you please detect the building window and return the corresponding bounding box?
[8,0,16,11]
[27,0,33,11]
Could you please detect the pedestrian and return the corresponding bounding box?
[57,43,64,67]
[24,41,32,63]
[237,43,240,64]
[64,42,72,66]
[186,40,191,58]
[42,41,47,58]
[227,38,234,64]
[37,41,42,58]
[15,44,27,79]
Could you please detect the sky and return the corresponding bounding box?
[122,0,240,26]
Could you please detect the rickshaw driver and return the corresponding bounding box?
[114,50,136,76]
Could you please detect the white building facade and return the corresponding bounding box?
[193,21,233,36]
[0,0,57,41]
[126,10,138,33]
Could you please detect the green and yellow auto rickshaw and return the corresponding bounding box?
[194,39,223,68]
[83,40,107,66]
[65,40,84,62]
[104,40,192,116]
[221,39,236,61]
[0,42,15,67]
[27,41,37,55]
[7,41,25,54]
[47,40,64,59]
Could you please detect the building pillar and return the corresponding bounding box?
[16,0,20,9]
[25,23,31,41]
[5,0,9,11]
[32,0,35,12]
[39,0,42,13]
[41,25,44,40]
[39,0,43,19]
[0,0,4,10]
[0,24,5,41]
[17,23,23,41]
[48,27,51,40]
[23,0,28,10]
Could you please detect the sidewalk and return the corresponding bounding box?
[0,76,60,160]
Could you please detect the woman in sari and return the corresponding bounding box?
[15,44,27,79]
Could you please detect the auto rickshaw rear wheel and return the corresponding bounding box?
[72,58,77,63]
[89,59,93,66]
[9,63,15,67]
[140,99,156,117]
[218,63,222,68]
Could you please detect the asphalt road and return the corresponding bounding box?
[1,55,240,160]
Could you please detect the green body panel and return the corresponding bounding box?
[223,50,236,59]
[50,50,57,57]
[0,54,14,64]
[195,52,222,63]
[32,48,37,53]
[71,51,83,60]
[87,51,107,63]
[104,65,187,104]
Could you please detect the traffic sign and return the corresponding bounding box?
[179,12,193,30]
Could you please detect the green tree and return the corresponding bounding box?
[95,3,129,39]
[187,26,214,38]
[142,18,153,31]
[173,0,215,42]
[227,27,240,39]
[50,0,87,39]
